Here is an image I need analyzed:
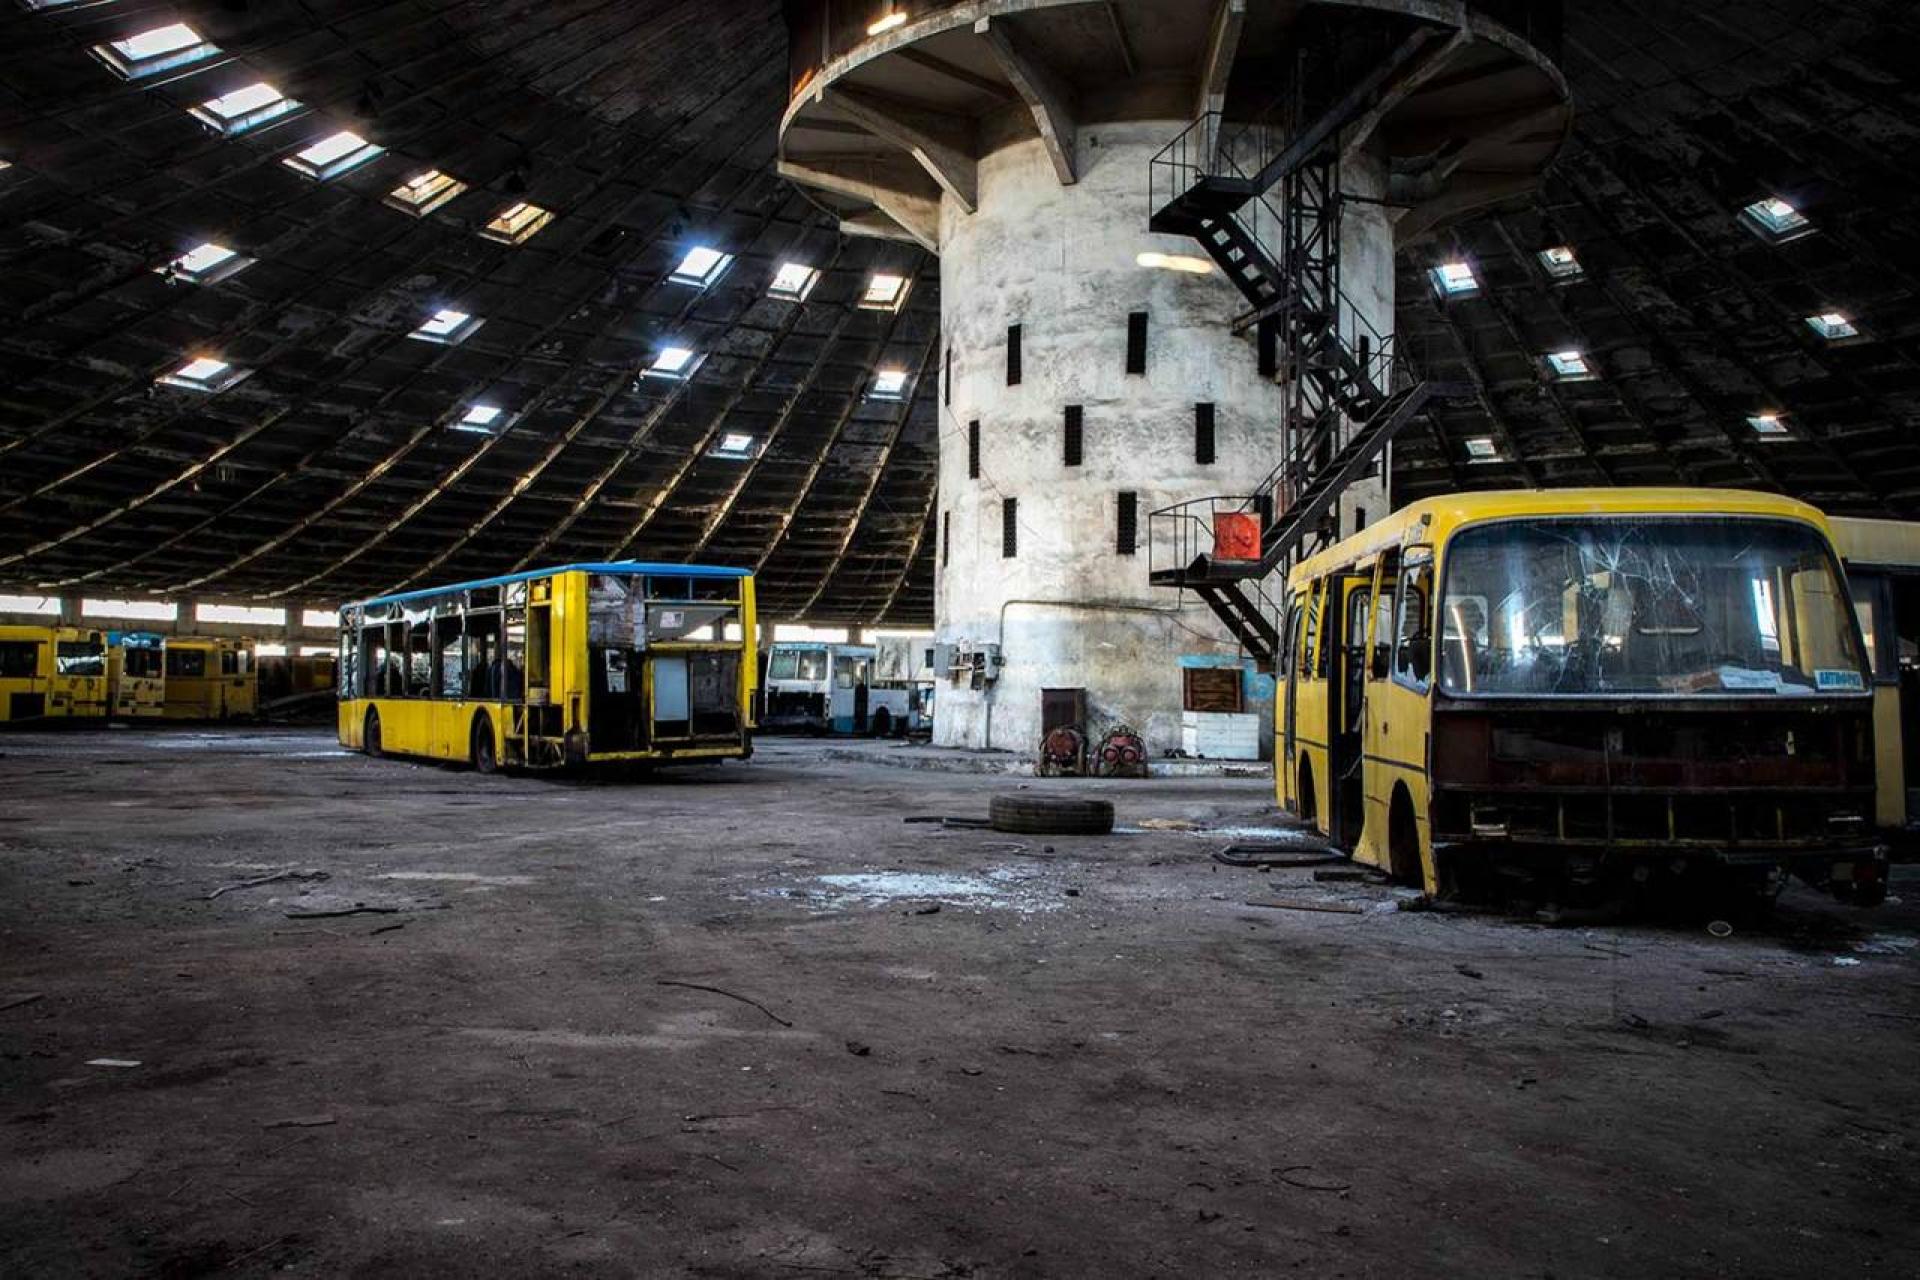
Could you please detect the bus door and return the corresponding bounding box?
[1279,591,1306,812]
[1359,552,1400,868]
[1328,571,1373,851]
[651,654,691,739]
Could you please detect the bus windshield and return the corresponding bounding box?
[768,648,828,682]
[1439,516,1867,697]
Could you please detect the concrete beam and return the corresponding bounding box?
[841,209,936,252]
[1195,0,1245,120]
[777,159,942,250]
[1393,171,1538,246]
[975,15,1078,185]
[1338,26,1469,165]
[822,85,977,213]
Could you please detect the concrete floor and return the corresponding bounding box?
[1,728,1916,1278]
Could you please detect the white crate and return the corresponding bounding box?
[1180,711,1260,760]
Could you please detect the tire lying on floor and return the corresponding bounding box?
[988,794,1116,836]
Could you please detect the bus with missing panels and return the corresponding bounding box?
[162,636,258,720]
[0,625,108,724]
[1277,489,1885,904]
[337,563,757,772]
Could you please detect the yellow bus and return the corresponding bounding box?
[0,625,108,724]
[1829,515,1920,868]
[162,637,258,720]
[107,633,167,719]
[336,562,758,772]
[1277,489,1885,904]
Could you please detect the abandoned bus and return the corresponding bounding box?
[1829,515,1920,870]
[1278,489,1884,903]
[761,642,917,735]
[0,625,108,724]
[162,637,258,720]
[337,563,757,771]
[107,632,166,719]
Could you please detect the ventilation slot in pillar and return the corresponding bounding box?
[1002,497,1018,558]
[942,511,951,566]
[944,345,951,406]
[968,420,980,480]
[1195,403,1216,465]
[1117,491,1138,557]
[1006,324,1022,386]
[1126,311,1148,375]
[1064,405,1083,467]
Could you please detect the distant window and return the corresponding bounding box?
[861,272,909,311]
[1117,491,1137,556]
[1002,497,1018,558]
[455,404,504,433]
[768,261,820,301]
[283,130,384,181]
[387,170,467,216]
[646,346,700,379]
[410,308,482,345]
[198,603,286,626]
[1195,403,1216,465]
[83,598,177,622]
[968,420,980,480]
[0,641,39,678]
[0,594,59,615]
[1064,405,1083,467]
[870,368,909,400]
[481,201,554,245]
[191,82,299,135]
[1126,311,1148,374]
[1006,324,1022,386]
[93,23,217,79]
[159,242,251,286]
[669,245,732,289]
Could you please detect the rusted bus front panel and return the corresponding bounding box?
[1430,701,1876,854]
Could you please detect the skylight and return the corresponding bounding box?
[1544,349,1596,381]
[870,368,909,400]
[158,242,252,286]
[1806,311,1860,341]
[1741,197,1814,244]
[480,201,554,245]
[282,130,384,181]
[711,432,760,460]
[646,346,699,379]
[1537,245,1583,282]
[387,170,467,216]
[455,404,505,433]
[669,245,733,289]
[1748,412,1790,438]
[191,82,299,135]
[768,261,821,301]
[1429,260,1480,298]
[860,272,909,311]
[92,22,218,79]
[1464,437,1499,461]
[409,308,483,345]
[157,356,249,393]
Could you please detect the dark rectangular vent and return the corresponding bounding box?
[1002,497,1018,558]
[1117,490,1137,556]
[1064,405,1083,467]
[1126,311,1148,374]
[1257,321,1277,378]
[1006,324,1022,386]
[944,345,951,406]
[968,420,980,480]
[1195,402,1216,465]
[942,510,951,566]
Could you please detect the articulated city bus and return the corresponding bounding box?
[0,625,108,724]
[1829,515,1920,868]
[162,637,258,720]
[338,563,757,771]
[761,641,921,735]
[107,632,166,719]
[1278,489,1884,903]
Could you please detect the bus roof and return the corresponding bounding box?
[346,561,751,610]
[1290,488,1831,586]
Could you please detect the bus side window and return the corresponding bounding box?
[1301,583,1323,679]
[1394,559,1434,688]
[1371,572,1397,679]
[1277,601,1302,677]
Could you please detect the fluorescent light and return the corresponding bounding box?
[669,245,733,288]
[769,261,820,300]
[1137,252,1213,275]
[868,11,907,36]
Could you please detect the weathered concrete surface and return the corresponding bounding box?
[3,727,1918,1276]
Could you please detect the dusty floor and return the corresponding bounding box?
[1,727,1916,1278]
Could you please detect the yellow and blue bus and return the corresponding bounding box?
[107,632,167,719]
[1278,489,1884,904]
[337,562,757,772]
[0,625,108,724]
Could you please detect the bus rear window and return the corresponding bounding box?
[0,641,40,678]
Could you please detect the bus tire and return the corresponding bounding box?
[471,713,497,775]
[989,794,1115,836]
[363,709,383,759]
[1388,786,1423,885]
[871,707,893,739]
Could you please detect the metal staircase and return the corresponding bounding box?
[1144,33,1456,672]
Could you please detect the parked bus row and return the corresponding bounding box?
[0,629,270,726]
[760,640,930,736]
[1272,488,1909,906]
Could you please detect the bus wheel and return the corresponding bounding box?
[871,707,893,738]
[1388,787,1423,886]
[363,709,383,759]
[470,715,498,775]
